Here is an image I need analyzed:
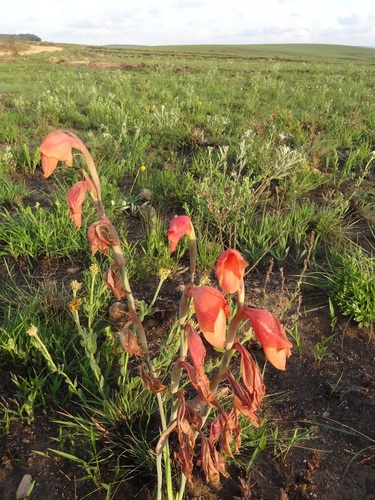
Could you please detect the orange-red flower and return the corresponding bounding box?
[168,215,194,252]
[242,308,292,370]
[186,286,230,349]
[216,249,248,294]
[39,131,82,178]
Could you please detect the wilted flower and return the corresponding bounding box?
[233,341,264,408]
[66,181,88,229]
[178,323,217,405]
[186,286,230,349]
[119,326,145,357]
[139,362,167,394]
[69,298,83,312]
[242,308,292,370]
[104,264,127,299]
[175,391,202,484]
[224,372,262,426]
[200,434,229,485]
[216,249,248,294]
[87,216,120,256]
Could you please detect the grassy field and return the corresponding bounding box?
[0,42,374,499]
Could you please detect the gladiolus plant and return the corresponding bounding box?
[38,130,292,499]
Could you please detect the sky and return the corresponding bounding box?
[1,0,375,47]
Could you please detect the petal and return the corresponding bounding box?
[40,154,59,178]
[168,215,193,252]
[233,342,264,405]
[104,265,127,299]
[67,181,88,229]
[39,131,81,177]
[187,286,229,348]
[187,323,206,372]
[242,308,292,370]
[216,249,248,294]
[263,346,289,371]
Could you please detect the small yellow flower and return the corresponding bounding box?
[89,263,100,275]
[159,268,171,279]
[140,165,147,172]
[69,298,83,312]
[71,280,82,292]
[27,324,38,336]
[197,101,202,105]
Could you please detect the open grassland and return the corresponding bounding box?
[0,43,374,499]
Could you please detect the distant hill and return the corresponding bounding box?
[0,34,41,42]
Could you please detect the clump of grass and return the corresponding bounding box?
[312,245,375,331]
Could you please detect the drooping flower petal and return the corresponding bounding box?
[200,435,229,485]
[39,131,82,177]
[104,264,127,299]
[119,326,145,357]
[67,180,88,229]
[87,216,120,255]
[139,362,166,394]
[168,215,194,252]
[233,342,265,407]
[175,391,201,485]
[179,359,216,406]
[187,286,230,349]
[242,308,292,370]
[225,372,262,426]
[186,323,206,372]
[209,408,242,457]
[216,249,248,294]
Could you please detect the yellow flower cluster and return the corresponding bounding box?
[69,298,83,312]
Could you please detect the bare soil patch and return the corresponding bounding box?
[0,43,63,56]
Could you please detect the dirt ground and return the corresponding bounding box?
[0,43,63,56]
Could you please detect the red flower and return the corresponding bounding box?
[39,131,82,178]
[216,249,248,294]
[242,308,292,370]
[168,215,194,252]
[186,286,230,349]
[87,216,119,256]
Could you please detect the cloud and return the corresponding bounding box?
[338,12,360,26]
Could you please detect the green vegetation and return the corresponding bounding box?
[0,43,374,497]
[0,33,41,41]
